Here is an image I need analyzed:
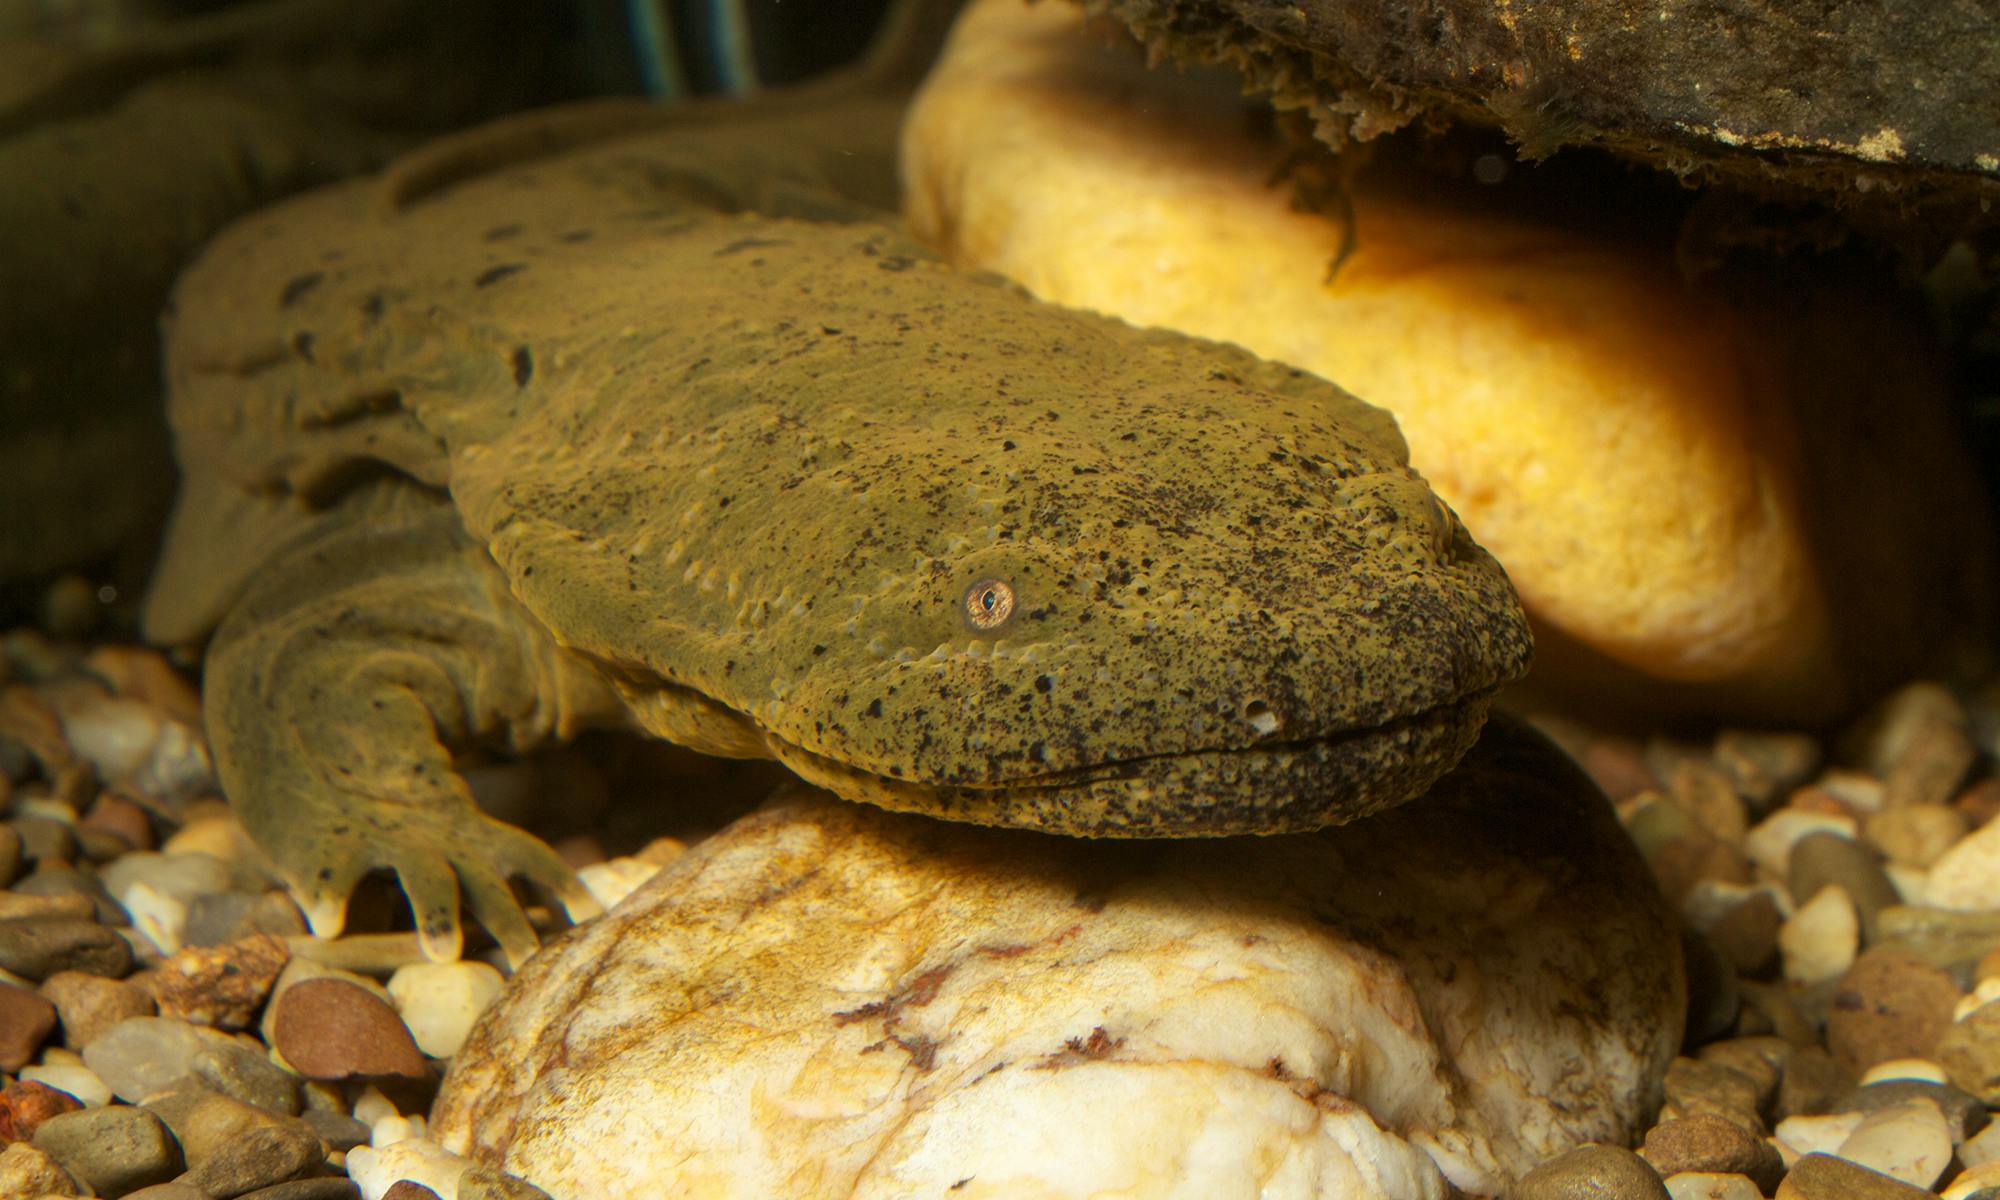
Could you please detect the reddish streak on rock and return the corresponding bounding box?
[0,1080,82,1142]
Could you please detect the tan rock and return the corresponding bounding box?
[1665,1172,1763,1200]
[1777,1153,1934,1200]
[1517,1145,1668,1200]
[1866,805,1968,871]
[1641,1115,1783,1191]
[900,0,1992,722]
[1833,1098,1953,1189]
[1826,949,1962,1073]
[436,725,1682,1199]
[1925,817,2000,910]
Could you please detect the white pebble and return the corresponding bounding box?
[1746,810,1859,875]
[1778,884,1859,985]
[122,880,187,956]
[1942,1161,2000,1200]
[1813,768,1886,813]
[1858,1057,1948,1085]
[17,1063,110,1107]
[388,961,507,1058]
[1774,1111,1865,1157]
[578,856,663,911]
[1964,1121,2000,1169]
[1925,817,2000,910]
[347,1137,471,1200]
[38,1047,82,1068]
[1665,1172,1764,1200]
[372,1113,428,1147]
[352,1085,405,1127]
[1884,863,1929,905]
[59,695,164,781]
[1835,1098,1952,1189]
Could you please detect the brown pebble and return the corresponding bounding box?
[82,646,202,726]
[271,977,430,1081]
[1713,730,1821,815]
[1515,1142,1669,1200]
[78,793,154,853]
[0,1079,83,1141]
[1673,760,1751,843]
[1737,980,1817,1047]
[1883,710,1975,810]
[1652,836,1755,906]
[237,1178,364,1199]
[0,892,94,923]
[0,824,20,887]
[174,1093,325,1196]
[384,1182,443,1200]
[0,917,132,981]
[39,970,156,1050]
[1825,948,1961,1073]
[1938,999,2000,1104]
[1866,803,1968,870]
[1642,1114,1784,1192]
[150,933,289,1031]
[1662,1058,1765,1132]
[1696,1037,1789,1116]
[0,981,57,1071]
[1776,1045,1855,1119]
[1708,890,1782,975]
[1776,1152,1933,1199]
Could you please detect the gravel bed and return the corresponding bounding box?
[1,621,1996,1200]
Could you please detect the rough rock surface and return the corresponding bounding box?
[434,719,1683,1199]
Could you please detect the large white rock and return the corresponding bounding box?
[433,721,1683,1199]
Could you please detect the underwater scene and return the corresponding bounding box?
[1,0,1998,1196]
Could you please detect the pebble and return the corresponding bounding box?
[1832,1097,1952,1188]
[1835,1077,1988,1140]
[192,1040,304,1116]
[176,1092,328,1197]
[1966,1120,2000,1167]
[1938,997,2000,1103]
[17,1061,111,1107]
[39,969,156,1049]
[125,879,191,955]
[1944,1164,2000,1200]
[1747,810,1858,875]
[1672,760,1752,843]
[1642,1115,1784,1192]
[1855,1057,1947,1085]
[1666,1173,1765,1200]
[12,814,78,864]
[1782,886,1860,985]
[1686,883,1783,974]
[345,1138,471,1200]
[0,1140,85,1197]
[1825,948,1961,1073]
[1662,1058,1765,1131]
[387,961,505,1059]
[0,822,20,886]
[240,1180,365,1199]
[81,1015,249,1102]
[1776,1045,1854,1119]
[1883,712,1977,812]
[1874,905,2000,974]
[121,1182,211,1200]
[576,855,663,911]
[1696,1037,1788,1115]
[0,980,58,1070]
[150,933,289,1029]
[1776,1112,1867,1156]
[1777,1153,1935,1200]
[32,1103,183,1195]
[1867,804,1969,869]
[272,978,432,1082]
[81,791,156,852]
[0,1079,83,1139]
[302,1108,375,1153]
[1929,818,2000,910]
[11,866,127,925]
[1713,730,1821,813]
[384,1182,443,1200]
[0,917,134,980]
[1790,834,1900,943]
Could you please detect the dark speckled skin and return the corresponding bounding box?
[144,80,1530,963]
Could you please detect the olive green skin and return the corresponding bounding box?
[145,89,1530,963]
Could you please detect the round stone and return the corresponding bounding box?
[0,918,133,981]
[386,961,506,1059]
[1833,1097,1952,1188]
[39,969,155,1050]
[0,1080,83,1140]
[1826,949,1962,1073]
[0,980,58,1071]
[1938,1000,2000,1104]
[1642,1115,1784,1192]
[0,1140,85,1197]
[1776,1152,1936,1199]
[1789,833,1900,941]
[1518,1144,1670,1200]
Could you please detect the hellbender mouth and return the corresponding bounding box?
[760,688,1502,837]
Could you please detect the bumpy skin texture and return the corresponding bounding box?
[145,83,1531,962]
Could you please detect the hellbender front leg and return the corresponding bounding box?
[204,489,619,966]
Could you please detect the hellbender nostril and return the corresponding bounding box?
[1244,699,1280,737]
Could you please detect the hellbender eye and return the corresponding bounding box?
[962,578,1016,631]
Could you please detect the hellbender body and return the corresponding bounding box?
[145,79,1531,963]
